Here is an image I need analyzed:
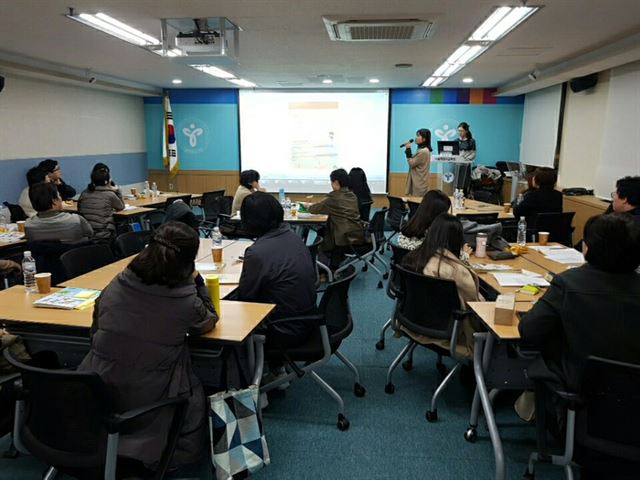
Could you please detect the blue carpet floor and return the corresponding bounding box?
[0,246,566,479]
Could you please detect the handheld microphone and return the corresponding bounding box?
[400,139,414,148]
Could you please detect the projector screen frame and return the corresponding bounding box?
[238,88,391,194]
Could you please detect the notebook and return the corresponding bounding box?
[33,288,101,310]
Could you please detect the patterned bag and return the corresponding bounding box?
[209,349,270,479]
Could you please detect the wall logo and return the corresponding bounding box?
[179,118,210,154]
[433,119,459,141]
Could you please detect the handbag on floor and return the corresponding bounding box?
[208,348,270,480]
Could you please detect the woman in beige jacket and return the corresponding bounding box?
[400,213,482,359]
[404,128,432,197]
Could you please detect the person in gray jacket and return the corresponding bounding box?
[79,222,218,469]
[78,166,125,241]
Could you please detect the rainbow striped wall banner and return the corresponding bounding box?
[391,88,524,105]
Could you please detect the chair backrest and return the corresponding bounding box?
[306,235,323,286]
[28,240,92,285]
[394,263,462,340]
[407,201,420,219]
[3,201,27,222]
[576,356,640,460]
[469,190,498,204]
[533,212,575,246]
[60,244,116,280]
[201,191,227,222]
[368,208,387,244]
[387,242,411,299]
[165,194,192,208]
[144,210,166,231]
[386,196,408,231]
[114,231,152,258]
[358,200,374,222]
[459,212,499,224]
[4,348,112,468]
[318,265,357,342]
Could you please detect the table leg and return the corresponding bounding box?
[473,332,505,480]
[251,334,265,387]
[247,334,256,376]
[467,326,499,437]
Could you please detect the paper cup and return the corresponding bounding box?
[503,203,511,213]
[538,231,550,246]
[212,246,223,263]
[16,221,26,233]
[35,272,52,294]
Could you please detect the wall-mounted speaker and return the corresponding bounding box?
[0,75,4,93]
[570,73,598,93]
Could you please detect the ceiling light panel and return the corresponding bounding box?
[69,13,160,47]
[228,78,256,87]
[190,64,236,79]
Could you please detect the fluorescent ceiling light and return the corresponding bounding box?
[462,77,474,84]
[422,77,436,87]
[322,79,333,84]
[172,79,183,84]
[369,78,380,84]
[457,45,484,64]
[152,48,183,57]
[431,77,446,87]
[443,63,463,77]
[70,13,159,47]
[190,64,236,79]
[433,63,450,77]
[469,6,538,42]
[445,45,470,65]
[228,78,256,88]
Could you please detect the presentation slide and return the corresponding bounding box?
[239,90,389,193]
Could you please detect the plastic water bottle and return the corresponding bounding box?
[278,188,285,206]
[460,190,466,209]
[284,197,292,217]
[212,227,222,248]
[151,181,158,197]
[517,217,527,247]
[0,204,10,230]
[22,251,37,293]
[517,193,524,206]
[144,180,150,196]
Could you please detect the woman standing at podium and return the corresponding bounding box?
[404,128,432,197]
[457,122,476,161]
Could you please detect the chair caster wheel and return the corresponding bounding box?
[402,360,413,371]
[384,383,395,394]
[337,414,350,431]
[375,339,385,350]
[354,383,366,397]
[464,427,477,443]
[383,272,389,280]
[522,468,535,479]
[362,264,368,272]
[377,281,383,289]
[436,362,448,375]
[425,409,438,422]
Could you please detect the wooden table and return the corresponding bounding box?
[196,239,253,298]
[230,212,328,225]
[519,247,584,274]
[63,201,156,219]
[404,196,514,219]
[122,192,203,208]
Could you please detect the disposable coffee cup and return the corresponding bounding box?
[212,246,223,263]
[538,231,550,246]
[35,273,51,294]
[16,221,26,233]
[130,187,138,197]
[503,203,511,213]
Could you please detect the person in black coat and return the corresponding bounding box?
[39,159,77,201]
[513,167,562,223]
[235,191,317,348]
[611,175,640,221]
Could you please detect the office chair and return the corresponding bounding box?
[358,199,374,222]
[4,348,188,480]
[532,212,576,247]
[261,266,363,431]
[113,231,152,258]
[407,200,420,219]
[60,244,116,280]
[524,356,640,480]
[28,240,93,285]
[384,264,472,422]
[385,196,408,247]
[165,194,192,208]
[200,190,226,222]
[306,235,333,288]
[458,212,500,224]
[375,242,411,351]
[144,210,166,231]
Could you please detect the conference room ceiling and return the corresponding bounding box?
[1,0,640,93]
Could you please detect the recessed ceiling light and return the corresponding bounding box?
[462,77,474,84]
[228,78,256,88]
[190,64,236,79]
[369,78,380,84]
[322,79,333,84]
[172,79,182,85]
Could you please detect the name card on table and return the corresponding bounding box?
[494,294,515,326]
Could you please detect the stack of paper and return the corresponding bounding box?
[529,245,585,264]
[470,263,514,272]
[0,232,24,243]
[491,272,550,287]
[33,288,101,310]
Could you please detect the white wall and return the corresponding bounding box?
[0,74,145,160]
[558,70,610,191]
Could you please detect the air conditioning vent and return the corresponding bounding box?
[323,17,434,42]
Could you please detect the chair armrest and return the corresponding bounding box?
[218,213,232,220]
[453,308,473,321]
[267,314,325,328]
[109,395,188,433]
[0,372,20,387]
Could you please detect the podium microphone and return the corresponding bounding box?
[400,139,414,148]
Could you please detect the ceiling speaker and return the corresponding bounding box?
[0,76,4,93]
[570,73,598,93]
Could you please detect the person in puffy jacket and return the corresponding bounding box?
[78,166,124,241]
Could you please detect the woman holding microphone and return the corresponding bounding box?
[404,128,432,197]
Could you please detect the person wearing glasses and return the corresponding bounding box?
[610,176,640,220]
[38,159,76,201]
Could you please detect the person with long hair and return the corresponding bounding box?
[513,167,562,223]
[457,122,476,162]
[78,165,124,241]
[398,190,451,250]
[404,128,432,197]
[79,222,218,470]
[401,214,482,358]
[348,167,373,221]
[232,169,261,215]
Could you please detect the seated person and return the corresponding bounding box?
[0,260,21,275]
[232,169,262,215]
[78,166,125,241]
[348,167,373,221]
[513,167,562,223]
[519,213,640,391]
[235,192,317,348]
[79,222,218,469]
[164,200,199,232]
[38,159,76,201]
[25,182,93,243]
[304,169,364,267]
[401,214,481,358]
[610,176,640,220]
[19,166,49,218]
[398,189,451,250]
